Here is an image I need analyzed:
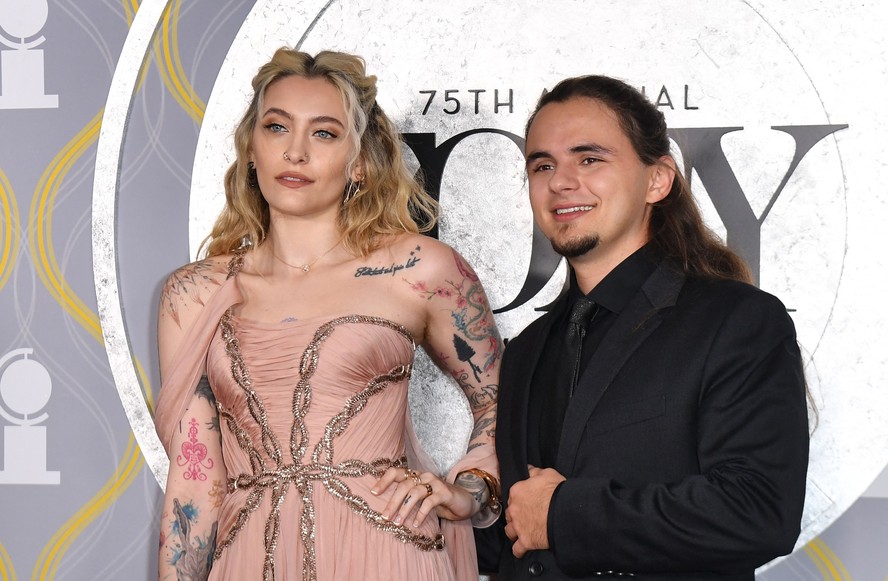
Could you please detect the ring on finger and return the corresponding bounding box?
[408,470,422,486]
[421,482,433,498]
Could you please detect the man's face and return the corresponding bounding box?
[525,97,665,264]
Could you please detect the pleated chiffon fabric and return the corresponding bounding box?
[155,262,493,580]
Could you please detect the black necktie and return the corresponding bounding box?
[565,297,598,397]
[539,297,598,466]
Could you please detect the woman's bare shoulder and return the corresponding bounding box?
[382,233,474,279]
[158,254,232,330]
[379,234,487,312]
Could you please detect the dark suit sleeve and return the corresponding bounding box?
[474,513,507,574]
[548,290,809,575]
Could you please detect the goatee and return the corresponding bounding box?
[551,234,600,258]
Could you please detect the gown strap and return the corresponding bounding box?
[227,247,247,279]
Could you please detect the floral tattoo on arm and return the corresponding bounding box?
[407,249,502,374]
[407,249,501,452]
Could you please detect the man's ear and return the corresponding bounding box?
[646,156,676,204]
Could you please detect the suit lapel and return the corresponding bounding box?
[556,264,686,474]
[501,297,566,488]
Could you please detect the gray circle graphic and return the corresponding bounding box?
[95,3,886,563]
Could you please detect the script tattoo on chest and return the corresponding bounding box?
[354,245,421,277]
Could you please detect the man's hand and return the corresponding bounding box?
[504,465,566,558]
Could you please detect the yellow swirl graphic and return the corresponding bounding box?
[27,106,156,396]
[0,542,18,581]
[29,111,104,341]
[27,112,158,576]
[122,0,139,23]
[31,435,143,581]
[804,537,853,580]
[26,1,181,574]
[155,0,206,122]
[27,108,155,578]
[0,169,20,291]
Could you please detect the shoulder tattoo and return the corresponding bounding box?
[160,260,223,328]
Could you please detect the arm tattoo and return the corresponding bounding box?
[409,249,501,454]
[208,480,225,510]
[405,249,502,374]
[169,498,217,580]
[448,372,498,451]
[455,472,489,508]
[177,418,215,481]
[160,260,221,328]
[195,376,215,404]
[195,376,220,432]
[452,334,483,382]
[467,383,497,410]
[452,370,497,414]
[467,414,496,452]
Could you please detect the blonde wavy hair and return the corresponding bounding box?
[202,48,437,257]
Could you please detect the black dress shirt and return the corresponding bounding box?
[527,245,659,468]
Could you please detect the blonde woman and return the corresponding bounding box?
[154,48,502,581]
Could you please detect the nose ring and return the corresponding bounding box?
[283,151,290,161]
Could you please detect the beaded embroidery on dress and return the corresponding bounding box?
[203,254,452,581]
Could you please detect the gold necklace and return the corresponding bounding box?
[270,239,341,273]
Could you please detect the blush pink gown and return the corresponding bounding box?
[155,258,495,581]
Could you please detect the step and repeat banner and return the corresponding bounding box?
[1,1,887,579]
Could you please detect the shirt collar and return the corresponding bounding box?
[568,244,658,314]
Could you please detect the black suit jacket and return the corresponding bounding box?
[478,262,809,580]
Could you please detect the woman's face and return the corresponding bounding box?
[250,75,359,224]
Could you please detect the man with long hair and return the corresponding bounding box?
[479,75,809,580]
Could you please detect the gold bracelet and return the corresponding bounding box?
[461,468,501,512]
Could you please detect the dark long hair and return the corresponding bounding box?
[526,75,752,284]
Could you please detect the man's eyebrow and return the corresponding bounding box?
[525,150,551,166]
[570,143,614,156]
[525,143,615,166]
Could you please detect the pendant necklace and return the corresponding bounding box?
[271,239,341,273]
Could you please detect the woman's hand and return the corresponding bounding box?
[372,466,479,527]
